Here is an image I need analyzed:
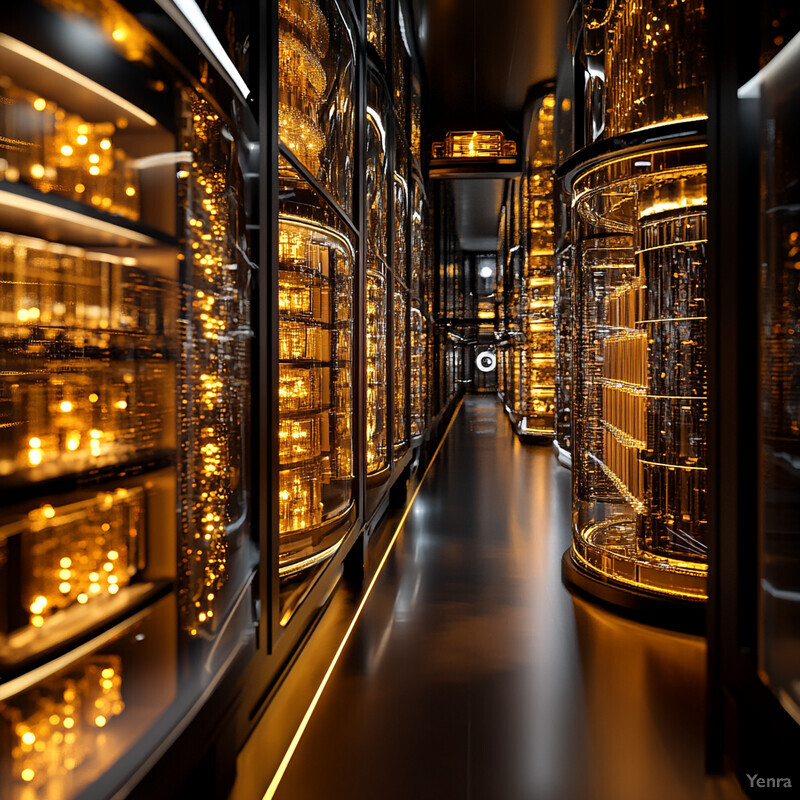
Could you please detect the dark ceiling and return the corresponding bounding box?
[411,0,568,252]
[413,0,567,138]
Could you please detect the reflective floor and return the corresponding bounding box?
[271,395,744,800]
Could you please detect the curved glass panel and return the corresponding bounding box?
[583,0,707,140]
[278,0,355,216]
[410,304,426,437]
[757,29,800,720]
[366,77,389,477]
[393,283,407,456]
[571,142,708,599]
[520,94,556,436]
[278,157,354,575]
[0,1,257,796]
[366,0,386,61]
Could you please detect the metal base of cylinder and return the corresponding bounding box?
[561,548,705,634]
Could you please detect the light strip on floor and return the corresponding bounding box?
[263,398,464,800]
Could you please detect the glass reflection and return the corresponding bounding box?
[278,0,355,216]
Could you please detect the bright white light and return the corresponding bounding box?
[155,0,250,103]
[479,265,494,279]
[366,106,386,151]
[739,29,800,99]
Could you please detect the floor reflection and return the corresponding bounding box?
[272,396,743,800]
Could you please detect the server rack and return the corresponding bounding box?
[560,0,709,619]
[0,0,450,798]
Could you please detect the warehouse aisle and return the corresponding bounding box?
[272,395,740,800]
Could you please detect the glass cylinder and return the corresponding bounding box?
[570,141,708,599]
[278,158,355,574]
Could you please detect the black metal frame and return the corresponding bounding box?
[706,0,800,787]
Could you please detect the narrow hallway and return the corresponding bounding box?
[273,396,733,800]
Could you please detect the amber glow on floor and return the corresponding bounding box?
[262,399,464,800]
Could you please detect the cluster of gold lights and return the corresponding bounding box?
[393,288,406,449]
[0,234,172,481]
[366,267,387,473]
[3,657,123,788]
[179,94,237,636]
[571,151,710,597]
[410,306,426,437]
[519,95,556,433]
[0,81,139,219]
[19,488,142,628]
[278,0,329,174]
[278,222,327,535]
[431,130,518,160]
[586,0,707,137]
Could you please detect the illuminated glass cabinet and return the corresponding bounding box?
[0,0,258,797]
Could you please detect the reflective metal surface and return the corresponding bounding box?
[271,396,743,800]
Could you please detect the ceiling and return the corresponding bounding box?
[413,0,567,138]
[411,0,567,251]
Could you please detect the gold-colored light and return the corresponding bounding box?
[3,657,124,788]
[277,211,353,567]
[278,0,329,173]
[431,130,518,159]
[570,139,709,599]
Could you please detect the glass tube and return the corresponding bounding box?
[571,142,708,599]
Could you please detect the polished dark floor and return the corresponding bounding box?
[271,395,744,800]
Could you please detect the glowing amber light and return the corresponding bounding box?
[100,138,112,150]
[431,130,518,159]
[33,97,46,111]
[61,144,74,156]
[112,27,127,42]
[30,164,45,179]
[77,134,88,145]
[59,400,73,413]
[21,769,35,782]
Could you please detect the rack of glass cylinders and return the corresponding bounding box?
[277,0,356,580]
[564,0,708,603]
[365,75,389,484]
[277,176,355,574]
[0,0,257,796]
[393,136,409,461]
[517,93,557,438]
[410,176,428,439]
[498,202,513,404]
[409,304,425,436]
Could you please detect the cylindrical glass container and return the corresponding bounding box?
[584,0,707,141]
[277,166,355,573]
[570,139,708,599]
